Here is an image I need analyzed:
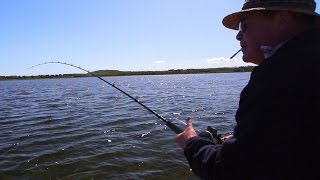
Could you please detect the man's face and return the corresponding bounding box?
[236,12,279,65]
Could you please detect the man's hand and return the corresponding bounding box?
[221,134,233,141]
[176,117,197,149]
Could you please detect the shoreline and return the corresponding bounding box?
[0,66,254,81]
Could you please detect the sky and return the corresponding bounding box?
[1,0,320,76]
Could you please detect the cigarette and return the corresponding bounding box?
[230,48,242,59]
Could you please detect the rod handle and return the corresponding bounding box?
[166,121,183,134]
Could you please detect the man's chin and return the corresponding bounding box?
[242,56,262,65]
[242,56,250,63]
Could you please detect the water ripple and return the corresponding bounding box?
[0,73,250,179]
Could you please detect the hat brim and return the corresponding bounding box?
[222,7,320,30]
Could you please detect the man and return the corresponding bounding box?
[176,0,320,179]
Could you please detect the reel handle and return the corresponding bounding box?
[198,126,223,144]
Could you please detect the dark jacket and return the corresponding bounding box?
[184,28,320,180]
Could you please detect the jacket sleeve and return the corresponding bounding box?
[184,136,223,180]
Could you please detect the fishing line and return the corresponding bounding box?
[28,61,184,134]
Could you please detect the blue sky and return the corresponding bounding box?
[1,0,319,76]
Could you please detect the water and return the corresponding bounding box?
[0,73,250,179]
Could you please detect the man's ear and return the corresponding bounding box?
[275,12,291,31]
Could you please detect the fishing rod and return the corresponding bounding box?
[28,61,183,134]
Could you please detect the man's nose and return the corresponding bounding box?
[236,31,243,41]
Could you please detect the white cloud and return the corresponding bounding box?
[153,60,166,64]
[135,57,255,71]
[201,57,255,68]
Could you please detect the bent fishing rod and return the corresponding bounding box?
[28,61,183,134]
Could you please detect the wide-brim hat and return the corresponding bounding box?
[223,0,320,30]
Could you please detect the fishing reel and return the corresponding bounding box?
[198,126,223,144]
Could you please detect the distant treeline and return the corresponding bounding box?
[0,74,90,80]
[0,66,255,80]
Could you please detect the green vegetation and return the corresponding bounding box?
[0,66,254,81]
[0,74,90,80]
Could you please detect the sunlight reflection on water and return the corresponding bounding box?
[0,73,250,179]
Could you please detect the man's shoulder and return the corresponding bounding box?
[286,28,320,51]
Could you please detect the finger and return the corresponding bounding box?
[186,117,192,127]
